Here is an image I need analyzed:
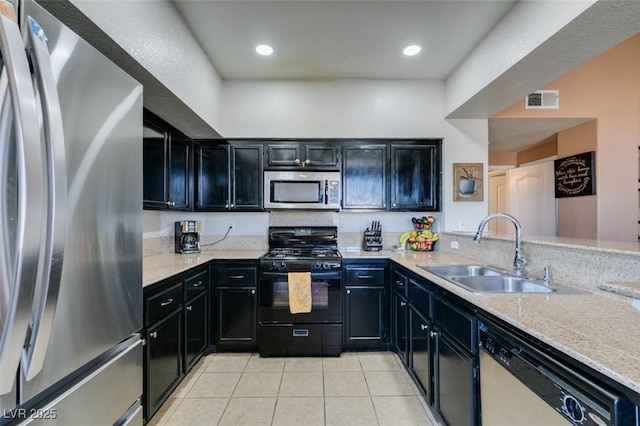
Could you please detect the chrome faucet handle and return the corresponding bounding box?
[543,265,551,285]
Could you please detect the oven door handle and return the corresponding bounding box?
[261,271,342,280]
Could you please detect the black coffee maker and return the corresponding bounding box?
[175,221,201,254]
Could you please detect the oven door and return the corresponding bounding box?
[259,271,342,323]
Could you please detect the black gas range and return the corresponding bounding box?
[258,227,343,357]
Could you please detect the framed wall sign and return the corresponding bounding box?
[453,163,483,202]
[554,151,596,198]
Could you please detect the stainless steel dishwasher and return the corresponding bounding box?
[478,318,635,425]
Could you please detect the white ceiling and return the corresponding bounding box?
[171,0,633,151]
[172,0,517,80]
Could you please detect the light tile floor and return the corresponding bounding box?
[148,351,440,426]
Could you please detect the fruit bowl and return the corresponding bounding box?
[407,240,437,251]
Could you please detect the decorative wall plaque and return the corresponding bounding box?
[453,163,483,202]
[554,151,596,198]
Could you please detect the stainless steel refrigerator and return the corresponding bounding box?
[0,0,143,424]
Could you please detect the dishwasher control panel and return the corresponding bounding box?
[479,319,635,426]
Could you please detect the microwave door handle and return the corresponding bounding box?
[22,18,68,381]
[0,14,45,395]
[324,180,328,204]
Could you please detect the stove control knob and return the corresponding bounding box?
[322,262,330,269]
[314,262,322,270]
[271,262,278,270]
[280,261,286,270]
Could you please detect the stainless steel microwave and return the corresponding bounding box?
[264,171,341,210]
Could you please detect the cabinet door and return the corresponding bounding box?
[390,144,440,211]
[304,143,339,168]
[267,143,301,167]
[344,286,387,349]
[393,291,408,366]
[410,307,433,404]
[145,310,183,421]
[168,135,192,210]
[217,288,257,345]
[434,332,477,426]
[342,145,387,209]
[143,123,168,209]
[184,292,208,372]
[196,144,230,210]
[231,144,263,210]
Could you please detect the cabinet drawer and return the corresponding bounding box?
[392,270,408,297]
[146,283,183,325]
[345,267,385,286]
[433,296,477,354]
[216,267,257,287]
[408,279,430,317]
[185,269,208,300]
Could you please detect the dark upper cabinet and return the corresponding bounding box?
[390,142,441,211]
[143,113,192,210]
[195,142,263,211]
[342,144,387,209]
[266,141,339,169]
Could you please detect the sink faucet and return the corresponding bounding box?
[472,213,528,276]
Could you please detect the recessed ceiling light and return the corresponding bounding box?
[403,45,421,56]
[256,44,274,56]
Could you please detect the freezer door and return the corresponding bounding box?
[18,0,143,402]
[18,335,143,426]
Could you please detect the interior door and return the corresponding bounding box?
[506,161,557,237]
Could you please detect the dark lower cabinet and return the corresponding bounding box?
[212,263,258,351]
[393,291,409,366]
[344,286,387,349]
[145,309,182,421]
[343,262,389,350]
[144,266,210,422]
[434,332,477,426]
[410,307,433,403]
[217,287,257,347]
[184,291,208,371]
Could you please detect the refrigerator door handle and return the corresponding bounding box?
[0,14,45,395]
[21,16,68,381]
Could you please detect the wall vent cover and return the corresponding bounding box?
[525,90,559,109]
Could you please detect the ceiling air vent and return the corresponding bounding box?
[525,90,559,109]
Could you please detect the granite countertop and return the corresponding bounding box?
[143,250,265,287]
[143,248,640,399]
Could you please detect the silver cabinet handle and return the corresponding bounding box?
[400,301,406,307]
[358,275,373,279]
[193,281,203,287]
[150,332,158,339]
[230,275,245,279]
[346,289,351,295]
[251,289,256,295]
[160,298,174,307]
[421,324,428,330]
[396,280,404,286]
[295,158,300,164]
[303,159,310,165]
[165,200,176,207]
[186,305,192,312]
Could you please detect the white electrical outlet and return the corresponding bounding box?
[228,221,235,230]
[450,241,459,250]
[458,220,466,231]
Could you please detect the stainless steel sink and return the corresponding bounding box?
[420,264,587,294]
[451,276,554,293]
[421,264,507,278]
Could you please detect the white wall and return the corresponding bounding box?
[71,0,223,131]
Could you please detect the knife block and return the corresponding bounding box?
[362,230,383,251]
